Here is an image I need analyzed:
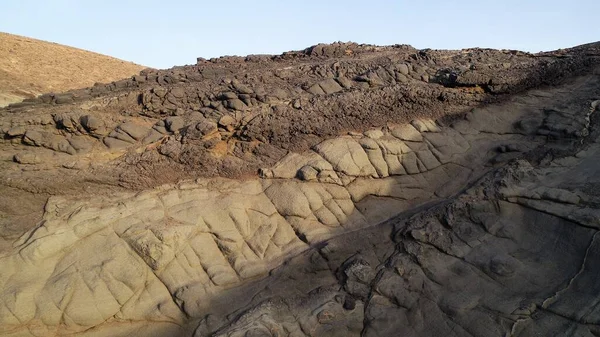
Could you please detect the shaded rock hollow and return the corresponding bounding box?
[1,41,600,337]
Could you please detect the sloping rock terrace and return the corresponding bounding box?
[0,42,600,336]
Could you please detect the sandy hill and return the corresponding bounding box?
[0,32,145,107]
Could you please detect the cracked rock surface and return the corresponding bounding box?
[1,41,600,336]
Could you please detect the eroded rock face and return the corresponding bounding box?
[1,42,600,336]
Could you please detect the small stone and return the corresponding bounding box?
[258,168,274,178]
[297,165,318,181]
[306,83,325,95]
[119,122,149,140]
[364,129,384,139]
[396,73,409,83]
[318,78,343,94]
[103,137,131,149]
[270,88,289,100]
[142,129,165,144]
[218,92,238,100]
[54,94,74,104]
[343,296,356,310]
[195,120,218,137]
[6,126,26,137]
[231,80,253,94]
[23,130,44,146]
[68,136,92,152]
[153,124,169,134]
[225,99,247,111]
[292,99,302,109]
[410,120,429,133]
[13,152,41,164]
[397,63,410,75]
[80,115,104,132]
[170,88,185,98]
[153,87,168,98]
[336,76,353,89]
[133,75,146,83]
[62,160,89,170]
[54,114,75,131]
[165,116,185,133]
[391,124,423,141]
[218,115,236,127]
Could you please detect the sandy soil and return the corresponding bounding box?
[0,32,146,106]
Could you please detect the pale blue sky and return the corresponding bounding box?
[1,0,598,69]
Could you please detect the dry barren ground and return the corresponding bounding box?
[0,32,145,107]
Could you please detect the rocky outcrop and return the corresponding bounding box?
[1,42,600,336]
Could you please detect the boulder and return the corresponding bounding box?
[307,83,326,95]
[6,126,26,137]
[397,63,410,75]
[218,92,238,100]
[104,136,132,149]
[22,130,45,146]
[80,115,104,133]
[364,129,384,139]
[336,76,353,89]
[225,99,247,111]
[297,165,318,181]
[218,115,236,128]
[232,80,254,94]
[170,87,186,98]
[319,78,344,94]
[68,136,93,152]
[165,116,185,133]
[390,124,423,142]
[313,137,378,178]
[119,122,149,140]
[13,152,41,164]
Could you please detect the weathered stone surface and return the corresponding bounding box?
[165,116,184,132]
[118,121,149,140]
[306,83,325,95]
[1,41,600,337]
[22,130,45,146]
[104,136,132,149]
[225,98,247,111]
[397,63,410,75]
[318,78,344,94]
[6,125,26,137]
[80,115,104,132]
[13,152,41,164]
[390,123,423,141]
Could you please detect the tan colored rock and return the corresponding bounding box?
[313,137,377,178]
[13,152,41,164]
[364,129,384,139]
[6,125,26,137]
[390,124,423,141]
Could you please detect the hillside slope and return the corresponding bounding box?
[0,32,145,107]
[0,41,600,337]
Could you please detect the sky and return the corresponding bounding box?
[1,0,598,69]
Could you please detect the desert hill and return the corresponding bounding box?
[0,41,600,337]
[0,32,145,107]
